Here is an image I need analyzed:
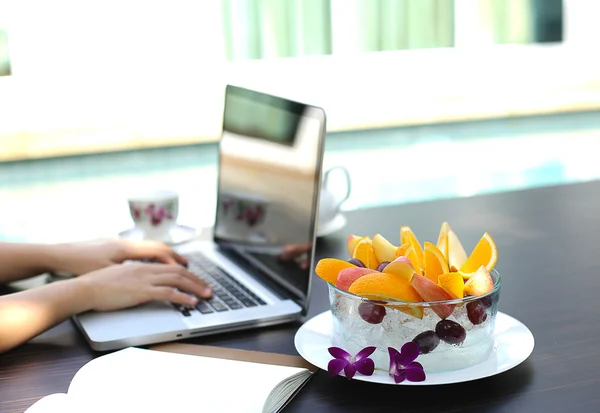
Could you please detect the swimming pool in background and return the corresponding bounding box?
[1,110,599,243]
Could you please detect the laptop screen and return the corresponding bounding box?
[213,85,325,310]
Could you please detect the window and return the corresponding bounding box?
[0,29,10,76]
[1,0,599,162]
[222,0,564,61]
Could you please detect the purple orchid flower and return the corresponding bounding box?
[327,346,376,379]
[388,342,426,383]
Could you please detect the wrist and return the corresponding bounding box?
[42,244,74,276]
[61,277,96,314]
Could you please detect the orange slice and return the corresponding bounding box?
[348,271,423,303]
[459,232,498,277]
[423,242,449,283]
[438,272,465,299]
[400,226,424,273]
[447,227,468,272]
[384,302,424,320]
[315,258,357,284]
[352,238,379,270]
[436,221,450,259]
[346,235,364,257]
[393,243,420,272]
[393,243,411,259]
[361,295,424,319]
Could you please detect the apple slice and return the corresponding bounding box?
[392,255,413,268]
[336,267,378,292]
[447,227,468,272]
[382,258,415,283]
[372,233,398,263]
[436,221,451,259]
[464,266,494,296]
[410,273,455,319]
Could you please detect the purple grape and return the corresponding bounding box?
[348,258,366,268]
[466,300,488,325]
[358,302,386,324]
[435,320,466,345]
[412,330,440,354]
[480,293,495,309]
[376,261,390,272]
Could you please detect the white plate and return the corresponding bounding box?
[294,310,534,385]
[317,213,347,238]
[119,224,198,246]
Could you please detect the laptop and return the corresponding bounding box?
[73,85,326,351]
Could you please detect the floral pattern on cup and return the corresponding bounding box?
[221,199,266,228]
[129,201,176,227]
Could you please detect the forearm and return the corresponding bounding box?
[0,242,62,283]
[0,278,93,353]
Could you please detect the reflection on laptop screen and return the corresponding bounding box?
[214,85,325,305]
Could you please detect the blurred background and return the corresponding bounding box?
[0,0,599,243]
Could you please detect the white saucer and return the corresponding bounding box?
[119,224,198,246]
[294,310,534,386]
[317,213,347,238]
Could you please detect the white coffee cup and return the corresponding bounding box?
[128,190,179,241]
[216,190,269,240]
[319,166,351,224]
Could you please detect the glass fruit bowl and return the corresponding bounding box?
[328,270,501,373]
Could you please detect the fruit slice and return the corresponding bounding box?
[382,258,416,283]
[423,242,449,283]
[409,273,455,319]
[315,258,357,284]
[400,226,424,272]
[336,267,378,292]
[391,255,413,268]
[393,243,410,259]
[385,302,424,320]
[438,272,465,299]
[353,238,379,270]
[436,221,451,259]
[393,243,420,273]
[361,296,424,320]
[349,272,422,303]
[372,234,398,263]
[464,266,494,296]
[347,235,366,257]
[459,232,498,276]
[447,227,468,272]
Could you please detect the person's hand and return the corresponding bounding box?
[277,242,312,270]
[75,262,211,312]
[51,239,188,276]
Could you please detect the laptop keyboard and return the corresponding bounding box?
[173,252,267,317]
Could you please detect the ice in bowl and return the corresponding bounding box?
[315,222,501,374]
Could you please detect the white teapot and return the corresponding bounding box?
[319,166,351,225]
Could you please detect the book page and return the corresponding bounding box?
[65,347,309,413]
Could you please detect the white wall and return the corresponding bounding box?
[1,0,599,160]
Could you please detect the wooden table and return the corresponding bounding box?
[2,181,600,413]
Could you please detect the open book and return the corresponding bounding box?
[26,345,314,413]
